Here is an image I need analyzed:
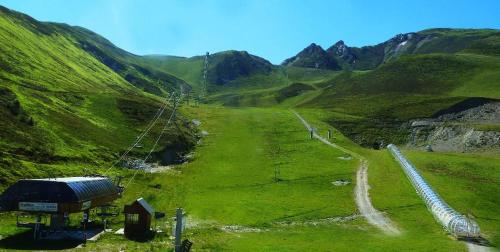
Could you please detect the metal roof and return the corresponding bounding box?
[0,177,118,204]
[136,198,154,215]
[30,177,108,182]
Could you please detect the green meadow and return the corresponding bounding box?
[3,106,497,251]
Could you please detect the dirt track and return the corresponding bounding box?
[466,242,494,252]
[355,159,400,235]
[292,110,400,235]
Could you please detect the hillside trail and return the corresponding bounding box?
[466,241,495,252]
[292,110,400,235]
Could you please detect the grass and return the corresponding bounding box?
[0,7,198,188]
[139,55,205,90]
[0,6,499,251]
[1,105,498,251]
[181,107,359,225]
[403,151,500,246]
[304,53,500,113]
[293,52,500,147]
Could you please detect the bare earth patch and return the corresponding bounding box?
[355,160,400,235]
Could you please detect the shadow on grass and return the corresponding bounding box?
[0,230,81,250]
[125,230,156,242]
[459,236,494,248]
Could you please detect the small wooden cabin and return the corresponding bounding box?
[123,198,154,237]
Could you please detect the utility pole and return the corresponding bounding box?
[200,52,209,101]
[274,145,281,182]
[174,208,184,252]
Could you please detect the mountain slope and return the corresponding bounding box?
[141,50,278,94]
[333,28,500,70]
[54,24,191,95]
[0,6,132,92]
[286,29,500,71]
[0,5,197,186]
[208,50,273,85]
[301,52,500,147]
[140,55,205,90]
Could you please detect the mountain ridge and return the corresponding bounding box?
[284,28,500,70]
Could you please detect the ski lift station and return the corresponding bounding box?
[0,177,121,214]
[0,176,123,240]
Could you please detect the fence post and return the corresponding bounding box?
[174,208,183,252]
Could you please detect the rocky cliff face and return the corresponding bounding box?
[281,43,341,70]
[407,101,500,152]
[327,33,424,70]
[326,40,357,65]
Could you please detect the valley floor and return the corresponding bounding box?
[0,106,498,251]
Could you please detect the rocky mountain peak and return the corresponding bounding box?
[334,40,345,46]
[328,40,350,57]
[388,32,416,44]
[303,43,325,53]
[281,43,340,70]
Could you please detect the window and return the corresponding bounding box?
[126,214,139,224]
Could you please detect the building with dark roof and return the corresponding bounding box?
[0,177,121,214]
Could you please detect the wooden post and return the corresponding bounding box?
[83,209,89,243]
[34,214,41,240]
[274,164,280,182]
[174,208,183,252]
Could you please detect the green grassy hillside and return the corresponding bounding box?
[300,52,500,146]
[2,106,494,251]
[141,55,205,90]
[141,50,277,94]
[289,28,500,71]
[0,6,189,96]
[0,4,498,251]
[304,54,500,118]
[0,6,197,187]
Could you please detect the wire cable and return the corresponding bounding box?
[124,94,183,189]
[104,92,174,175]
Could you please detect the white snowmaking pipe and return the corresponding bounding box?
[387,144,480,238]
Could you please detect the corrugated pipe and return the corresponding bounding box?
[387,144,480,238]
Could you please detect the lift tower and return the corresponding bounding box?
[200,52,209,101]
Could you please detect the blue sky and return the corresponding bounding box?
[1,0,499,64]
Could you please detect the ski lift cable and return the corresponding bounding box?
[116,93,174,161]
[105,94,172,174]
[124,94,183,189]
[104,92,174,175]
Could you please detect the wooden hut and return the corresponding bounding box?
[123,198,154,237]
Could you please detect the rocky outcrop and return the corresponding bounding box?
[282,43,341,70]
[407,101,500,152]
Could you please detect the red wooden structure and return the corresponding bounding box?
[123,198,154,237]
